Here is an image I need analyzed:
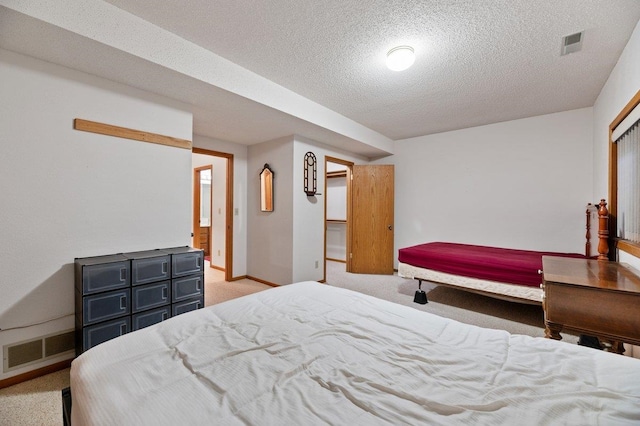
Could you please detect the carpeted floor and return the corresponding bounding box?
[2,260,579,424]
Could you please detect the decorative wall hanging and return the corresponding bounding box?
[260,164,274,212]
[303,152,317,196]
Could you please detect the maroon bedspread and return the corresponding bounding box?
[398,242,585,287]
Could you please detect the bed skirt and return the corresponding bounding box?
[398,261,543,304]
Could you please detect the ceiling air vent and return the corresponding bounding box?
[561,31,583,56]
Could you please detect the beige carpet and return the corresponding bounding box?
[2,260,580,424]
[203,264,271,307]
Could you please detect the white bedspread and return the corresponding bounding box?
[70,281,640,425]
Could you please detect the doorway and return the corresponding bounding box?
[324,156,353,280]
[192,148,234,281]
[324,158,395,278]
[193,165,212,258]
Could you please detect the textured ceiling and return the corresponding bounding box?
[2,1,640,157]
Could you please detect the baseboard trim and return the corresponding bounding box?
[246,276,279,287]
[0,359,72,390]
[210,264,225,272]
[229,275,248,282]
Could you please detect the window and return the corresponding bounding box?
[610,90,640,256]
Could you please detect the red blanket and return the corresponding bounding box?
[398,242,585,287]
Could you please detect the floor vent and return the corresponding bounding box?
[561,31,584,56]
[3,330,75,373]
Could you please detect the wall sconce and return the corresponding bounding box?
[260,164,274,212]
[303,152,317,196]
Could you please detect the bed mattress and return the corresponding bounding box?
[70,281,640,425]
[398,242,585,287]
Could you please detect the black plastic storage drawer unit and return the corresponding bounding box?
[75,247,204,355]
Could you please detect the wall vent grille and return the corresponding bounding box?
[7,340,42,369]
[561,31,584,56]
[3,330,75,373]
[44,331,75,358]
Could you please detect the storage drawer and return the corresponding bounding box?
[172,296,204,316]
[132,281,170,313]
[131,255,171,285]
[82,289,130,325]
[132,306,170,331]
[82,317,130,352]
[171,251,203,277]
[81,261,129,295]
[172,275,203,302]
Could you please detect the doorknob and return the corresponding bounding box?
[388,225,393,230]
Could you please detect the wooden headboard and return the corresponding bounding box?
[586,199,609,260]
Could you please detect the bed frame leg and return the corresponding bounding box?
[413,279,428,304]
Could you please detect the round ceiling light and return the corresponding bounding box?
[386,46,415,71]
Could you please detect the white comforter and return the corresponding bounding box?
[71,281,640,425]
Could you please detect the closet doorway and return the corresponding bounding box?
[324,156,353,279]
[324,157,395,277]
[192,148,234,281]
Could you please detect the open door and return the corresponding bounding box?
[350,164,394,274]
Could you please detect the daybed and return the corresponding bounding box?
[69,281,640,425]
[398,200,610,305]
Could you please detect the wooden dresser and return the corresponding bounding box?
[542,256,640,351]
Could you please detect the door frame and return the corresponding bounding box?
[193,165,213,261]
[324,156,354,280]
[192,147,235,281]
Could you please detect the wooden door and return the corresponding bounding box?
[350,165,394,274]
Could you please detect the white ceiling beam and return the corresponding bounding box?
[0,0,393,155]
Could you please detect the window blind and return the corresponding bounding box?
[615,118,640,242]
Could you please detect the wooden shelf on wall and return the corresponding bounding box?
[327,170,347,178]
[74,118,192,150]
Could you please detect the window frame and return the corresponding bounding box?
[609,89,640,258]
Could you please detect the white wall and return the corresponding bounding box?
[0,49,192,379]
[388,108,594,265]
[593,20,640,271]
[246,135,368,284]
[593,20,640,201]
[292,136,368,283]
[192,135,249,277]
[247,137,295,284]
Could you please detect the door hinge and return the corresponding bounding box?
[350,253,353,259]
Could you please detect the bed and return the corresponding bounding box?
[398,200,610,305]
[68,281,640,425]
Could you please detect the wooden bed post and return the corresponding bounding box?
[597,199,609,261]
[586,204,593,257]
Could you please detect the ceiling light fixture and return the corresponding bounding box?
[386,46,415,71]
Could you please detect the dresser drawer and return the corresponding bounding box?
[81,261,129,295]
[172,275,203,302]
[171,251,203,278]
[172,296,204,316]
[132,281,170,313]
[132,306,170,331]
[82,317,130,352]
[82,289,130,325]
[131,255,171,286]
